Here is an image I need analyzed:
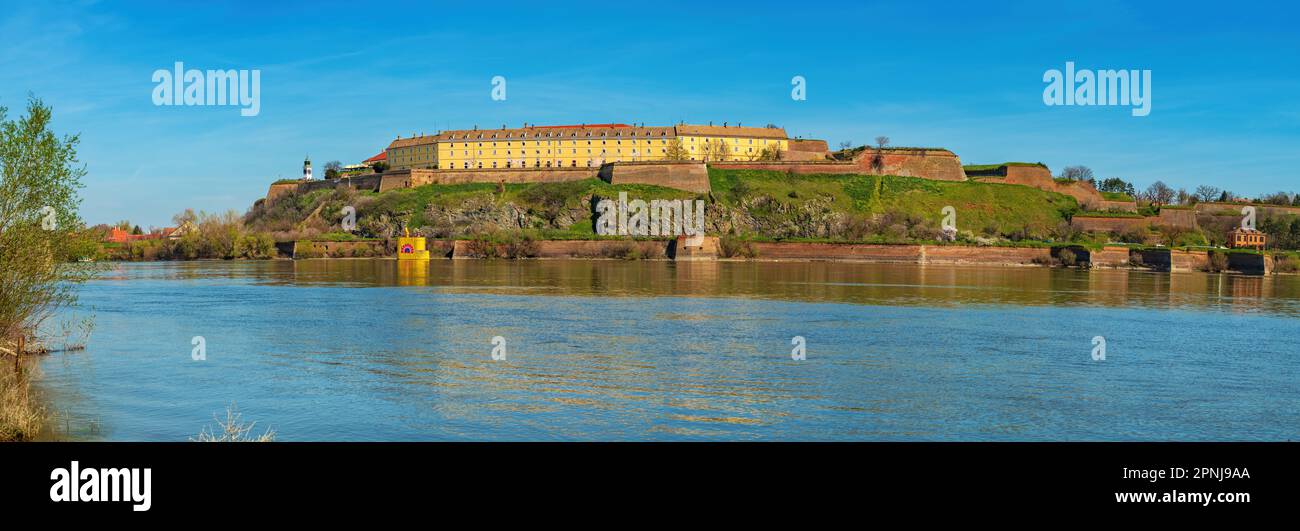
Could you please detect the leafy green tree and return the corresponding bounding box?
[0,97,101,360]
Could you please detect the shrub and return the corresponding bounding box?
[1058,248,1078,267]
[465,235,500,259]
[503,233,540,259]
[1275,256,1300,273]
[719,236,758,259]
[1207,251,1230,272]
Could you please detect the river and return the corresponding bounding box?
[37,259,1300,441]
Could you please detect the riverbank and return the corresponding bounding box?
[0,357,42,441]
[275,237,1285,275]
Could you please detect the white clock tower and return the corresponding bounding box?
[303,155,313,180]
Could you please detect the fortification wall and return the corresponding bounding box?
[599,162,711,193]
[1156,208,1198,229]
[851,148,967,181]
[974,165,1103,206]
[744,242,1047,265]
[407,167,598,187]
[713,147,965,181]
[1097,199,1138,212]
[785,139,830,161]
[450,239,672,259]
[1071,216,1149,233]
[922,245,1050,265]
[265,183,298,205]
[750,242,924,262]
[1228,253,1272,275]
[710,161,862,174]
[1090,246,1131,268]
[1195,202,1300,217]
[1170,250,1209,272]
[1136,249,1171,271]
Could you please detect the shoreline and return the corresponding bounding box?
[103,239,1288,276]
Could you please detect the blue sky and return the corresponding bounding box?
[2,0,1297,228]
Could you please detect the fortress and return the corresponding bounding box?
[266,122,985,203]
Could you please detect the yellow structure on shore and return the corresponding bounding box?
[385,123,789,171]
[396,228,430,260]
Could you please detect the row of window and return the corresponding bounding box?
[443,137,776,148]
[456,157,718,169]
[391,139,782,167]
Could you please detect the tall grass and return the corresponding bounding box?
[0,357,43,441]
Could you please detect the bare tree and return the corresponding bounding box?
[663,138,690,161]
[875,136,890,149]
[838,141,853,152]
[1194,185,1221,203]
[1143,181,1175,205]
[323,160,342,180]
[1057,165,1094,182]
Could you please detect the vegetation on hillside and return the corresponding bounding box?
[106,209,277,261]
[248,168,1086,248]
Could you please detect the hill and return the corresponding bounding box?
[244,168,1082,244]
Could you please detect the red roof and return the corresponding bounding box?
[533,123,631,129]
[364,152,387,162]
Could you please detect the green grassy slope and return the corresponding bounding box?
[249,169,1080,243]
[708,168,1079,237]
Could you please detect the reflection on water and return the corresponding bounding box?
[37,259,1300,441]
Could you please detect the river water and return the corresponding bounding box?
[37,259,1300,441]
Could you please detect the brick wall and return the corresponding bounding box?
[405,167,598,186]
[711,161,863,174]
[974,164,1103,206]
[922,245,1051,265]
[1156,208,1198,229]
[265,183,298,205]
[714,147,967,182]
[852,148,967,181]
[1097,199,1138,212]
[785,139,829,161]
[1090,246,1131,267]
[750,242,925,262]
[1071,216,1150,233]
[1170,249,1209,272]
[599,162,711,193]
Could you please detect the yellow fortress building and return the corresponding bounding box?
[384,123,790,171]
